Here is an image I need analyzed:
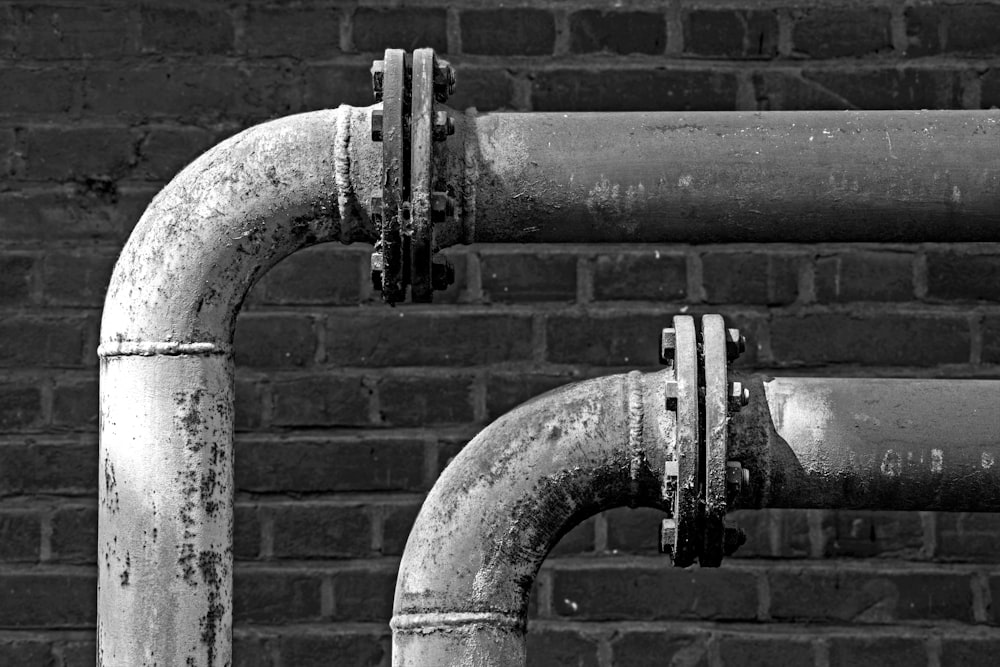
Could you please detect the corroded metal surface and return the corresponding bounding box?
[670,316,699,567]
[99,108,379,667]
[729,377,1000,511]
[392,369,675,666]
[467,110,1000,243]
[700,314,728,567]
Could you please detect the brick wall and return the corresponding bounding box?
[2,0,1000,665]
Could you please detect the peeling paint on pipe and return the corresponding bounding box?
[392,370,675,666]
[729,377,1000,512]
[98,107,382,667]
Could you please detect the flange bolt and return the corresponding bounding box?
[728,381,750,411]
[725,328,746,361]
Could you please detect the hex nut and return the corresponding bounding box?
[725,328,746,361]
[660,328,676,364]
[371,109,383,142]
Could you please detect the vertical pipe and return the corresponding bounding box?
[97,108,380,666]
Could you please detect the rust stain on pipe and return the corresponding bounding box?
[392,370,675,666]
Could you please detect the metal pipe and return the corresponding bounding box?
[466,110,1000,243]
[391,370,675,667]
[730,377,1000,512]
[97,107,380,667]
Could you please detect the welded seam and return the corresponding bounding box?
[627,370,645,494]
[390,611,525,632]
[462,108,478,244]
[97,341,226,358]
[334,104,353,239]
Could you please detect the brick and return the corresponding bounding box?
[793,8,892,58]
[302,63,375,109]
[233,569,322,623]
[51,505,96,563]
[255,245,363,306]
[527,630,599,667]
[354,8,447,53]
[604,507,663,554]
[906,6,1000,56]
[942,638,1000,667]
[58,640,95,667]
[278,632,387,667]
[718,636,814,667]
[0,68,77,114]
[985,70,1000,109]
[24,127,135,181]
[0,254,36,306]
[140,7,234,55]
[0,185,153,243]
[770,313,969,366]
[245,7,339,58]
[769,569,972,622]
[937,513,1000,561]
[533,68,737,112]
[42,250,116,307]
[234,503,260,560]
[828,510,924,559]
[462,10,554,56]
[702,252,801,305]
[333,568,395,621]
[684,10,778,58]
[382,502,421,556]
[927,252,1000,301]
[486,373,576,420]
[234,314,317,368]
[0,316,88,367]
[570,11,666,55]
[593,250,686,302]
[0,384,43,430]
[446,67,516,112]
[236,436,425,493]
[802,68,962,110]
[984,316,1000,364]
[378,374,474,426]
[135,126,219,181]
[612,631,709,667]
[271,504,371,558]
[0,440,97,494]
[546,313,665,366]
[828,636,927,667]
[816,252,913,302]
[234,376,263,431]
[11,5,133,59]
[549,517,595,557]
[552,565,756,620]
[0,571,96,626]
[481,251,576,303]
[325,311,533,366]
[0,640,50,665]
[753,70,859,110]
[85,64,299,123]
[233,635,270,667]
[0,511,41,561]
[271,375,370,427]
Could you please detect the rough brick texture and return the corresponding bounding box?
[4,1,1000,666]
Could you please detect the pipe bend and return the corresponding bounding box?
[392,369,674,666]
[100,105,380,353]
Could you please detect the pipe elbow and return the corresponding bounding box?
[99,105,380,354]
[392,369,675,666]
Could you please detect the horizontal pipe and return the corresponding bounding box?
[730,377,1000,511]
[392,370,674,667]
[466,110,1000,243]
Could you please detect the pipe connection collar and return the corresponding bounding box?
[391,314,747,666]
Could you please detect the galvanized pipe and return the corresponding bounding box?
[97,107,381,667]
[392,370,675,667]
[730,377,1000,512]
[100,104,1000,665]
[466,110,1000,243]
